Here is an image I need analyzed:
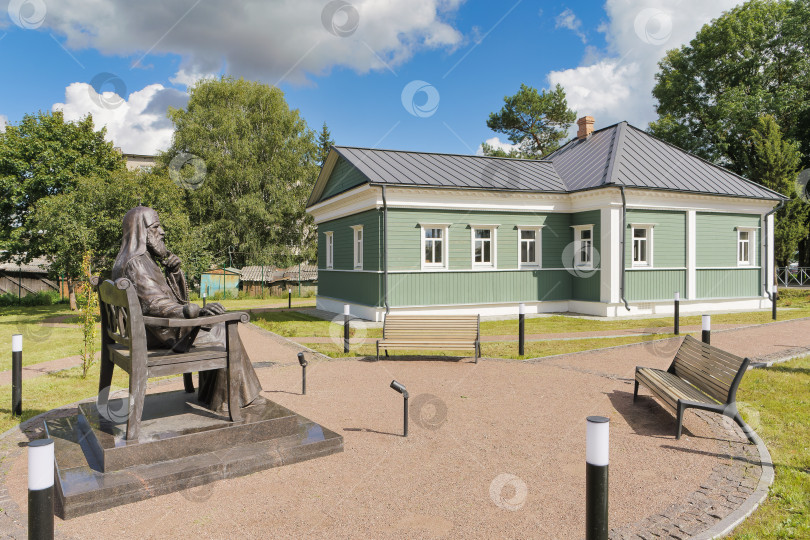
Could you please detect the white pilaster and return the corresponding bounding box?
[766,212,775,292]
[600,205,622,303]
[686,210,697,299]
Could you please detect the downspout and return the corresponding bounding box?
[619,186,630,310]
[764,199,786,300]
[382,185,390,315]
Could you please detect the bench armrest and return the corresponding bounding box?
[143,312,250,327]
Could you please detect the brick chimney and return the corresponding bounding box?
[577,116,595,140]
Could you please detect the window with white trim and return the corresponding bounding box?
[573,225,594,268]
[351,225,363,269]
[324,231,334,269]
[518,227,543,267]
[631,225,654,267]
[471,226,497,267]
[737,229,753,266]
[421,224,449,269]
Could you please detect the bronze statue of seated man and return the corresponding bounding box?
[112,206,263,412]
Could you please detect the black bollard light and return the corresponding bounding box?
[343,304,350,354]
[673,292,680,336]
[12,334,22,417]
[28,438,54,540]
[390,380,409,437]
[297,352,307,395]
[702,315,711,345]
[202,289,207,308]
[772,284,778,321]
[586,416,609,540]
[288,288,292,309]
[518,303,526,356]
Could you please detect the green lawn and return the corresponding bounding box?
[0,305,85,371]
[730,356,810,539]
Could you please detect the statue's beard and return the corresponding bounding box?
[147,237,169,261]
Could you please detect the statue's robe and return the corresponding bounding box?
[111,207,261,412]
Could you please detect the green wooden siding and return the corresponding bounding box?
[318,270,383,307]
[624,210,686,268]
[386,208,571,271]
[570,210,600,301]
[696,213,760,267]
[320,156,369,200]
[625,270,687,301]
[388,270,571,307]
[318,210,381,271]
[696,268,761,299]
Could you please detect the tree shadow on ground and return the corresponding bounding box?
[605,389,696,439]
[658,445,763,467]
[766,365,810,376]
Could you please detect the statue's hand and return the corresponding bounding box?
[163,253,182,272]
[183,303,202,319]
[201,302,226,316]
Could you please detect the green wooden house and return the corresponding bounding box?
[306,117,785,320]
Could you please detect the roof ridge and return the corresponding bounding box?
[621,124,787,200]
[602,122,628,186]
[334,145,553,164]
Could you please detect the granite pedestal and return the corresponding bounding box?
[45,390,343,519]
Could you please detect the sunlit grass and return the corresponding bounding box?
[730,356,810,539]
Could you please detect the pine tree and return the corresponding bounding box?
[317,122,335,167]
[744,115,808,266]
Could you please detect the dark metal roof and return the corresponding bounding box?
[333,146,568,193]
[546,122,785,200]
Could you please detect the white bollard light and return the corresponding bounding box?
[586,416,609,539]
[702,315,711,344]
[28,438,55,539]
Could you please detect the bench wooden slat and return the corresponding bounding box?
[634,334,752,441]
[377,313,480,361]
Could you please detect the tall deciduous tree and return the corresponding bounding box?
[26,170,207,308]
[649,0,810,172]
[483,83,577,158]
[317,122,335,167]
[742,115,807,266]
[0,111,125,252]
[161,77,319,267]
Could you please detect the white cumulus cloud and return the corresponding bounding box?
[548,0,745,129]
[32,0,465,85]
[0,115,7,132]
[555,9,586,44]
[476,137,521,156]
[53,83,188,155]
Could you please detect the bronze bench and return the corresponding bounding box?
[376,314,481,362]
[634,334,753,441]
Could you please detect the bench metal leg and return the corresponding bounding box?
[730,411,756,443]
[633,379,639,402]
[376,341,379,362]
[183,373,195,393]
[676,402,687,440]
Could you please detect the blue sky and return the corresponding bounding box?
[0,0,744,155]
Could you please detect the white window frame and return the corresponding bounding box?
[324,231,334,269]
[351,225,363,270]
[571,225,594,269]
[736,227,755,266]
[420,223,450,270]
[470,225,499,268]
[517,226,543,268]
[630,224,655,268]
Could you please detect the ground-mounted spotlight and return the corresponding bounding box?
[298,352,308,395]
[390,380,409,437]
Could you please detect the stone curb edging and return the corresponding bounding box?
[691,429,774,540]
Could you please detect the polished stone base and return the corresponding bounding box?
[46,391,343,520]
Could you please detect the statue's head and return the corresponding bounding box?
[114,207,169,277]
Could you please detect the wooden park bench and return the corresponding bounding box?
[95,277,247,440]
[376,314,481,363]
[634,334,753,441]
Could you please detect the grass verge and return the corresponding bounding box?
[730,356,810,539]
